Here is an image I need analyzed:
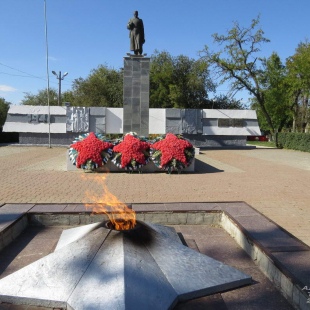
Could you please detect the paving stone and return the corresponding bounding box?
[132,203,168,212]
[28,204,66,213]
[175,293,228,310]
[178,225,255,270]
[220,203,259,217]
[271,251,310,288]
[0,204,35,214]
[62,204,77,212]
[0,205,33,231]
[176,225,226,239]
[164,202,223,211]
[221,266,294,310]
[70,204,87,212]
[232,215,306,250]
[0,226,64,280]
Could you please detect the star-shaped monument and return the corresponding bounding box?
[0,221,252,309]
[151,133,193,168]
[70,132,113,168]
[113,134,150,168]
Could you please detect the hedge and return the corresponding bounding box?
[277,132,310,152]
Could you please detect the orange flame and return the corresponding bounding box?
[81,174,136,230]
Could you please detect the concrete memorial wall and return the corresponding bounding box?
[3,105,261,147]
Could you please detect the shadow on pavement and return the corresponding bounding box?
[194,158,224,174]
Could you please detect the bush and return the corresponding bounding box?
[277,133,310,152]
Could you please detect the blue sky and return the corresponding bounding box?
[0,0,309,106]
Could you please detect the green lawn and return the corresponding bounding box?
[246,141,277,148]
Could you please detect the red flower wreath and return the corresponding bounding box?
[151,133,195,172]
[112,133,150,170]
[70,132,113,169]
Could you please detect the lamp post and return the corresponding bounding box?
[52,70,68,106]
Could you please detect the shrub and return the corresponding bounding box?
[277,133,310,152]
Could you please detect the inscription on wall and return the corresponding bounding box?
[218,119,244,128]
[27,114,48,123]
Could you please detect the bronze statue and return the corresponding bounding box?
[127,11,145,55]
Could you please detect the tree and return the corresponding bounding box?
[21,88,58,106]
[286,41,310,132]
[70,65,123,107]
[201,17,280,139]
[150,51,174,108]
[0,97,11,129]
[252,52,292,133]
[208,94,245,110]
[62,90,75,106]
[150,51,215,108]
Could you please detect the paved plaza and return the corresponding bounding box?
[0,145,309,247]
[0,144,310,309]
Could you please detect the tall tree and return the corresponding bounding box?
[0,97,11,129]
[21,89,58,106]
[286,41,310,132]
[201,17,280,138]
[150,51,174,108]
[150,51,215,108]
[70,65,123,107]
[252,52,292,133]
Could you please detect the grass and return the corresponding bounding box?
[246,141,277,148]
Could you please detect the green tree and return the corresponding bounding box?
[201,17,281,139]
[70,65,123,107]
[150,51,215,108]
[62,90,75,106]
[208,94,245,109]
[0,97,11,129]
[150,51,174,108]
[252,52,292,133]
[286,41,310,132]
[21,88,58,106]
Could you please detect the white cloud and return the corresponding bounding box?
[0,85,17,92]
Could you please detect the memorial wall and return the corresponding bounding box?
[3,106,261,147]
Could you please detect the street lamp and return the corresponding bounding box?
[52,70,68,106]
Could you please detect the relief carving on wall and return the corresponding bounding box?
[66,107,89,132]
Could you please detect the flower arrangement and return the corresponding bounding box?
[69,132,195,173]
[69,132,113,171]
[111,132,151,171]
[151,133,195,173]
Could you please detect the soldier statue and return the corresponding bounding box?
[127,11,145,55]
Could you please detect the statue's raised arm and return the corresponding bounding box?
[127,11,145,55]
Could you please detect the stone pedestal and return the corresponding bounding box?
[123,55,150,137]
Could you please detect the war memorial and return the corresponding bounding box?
[0,10,309,310]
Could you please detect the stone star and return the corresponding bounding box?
[70,132,113,168]
[0,222,252,309]
[113,134,150,168]
[151,133,193,167]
